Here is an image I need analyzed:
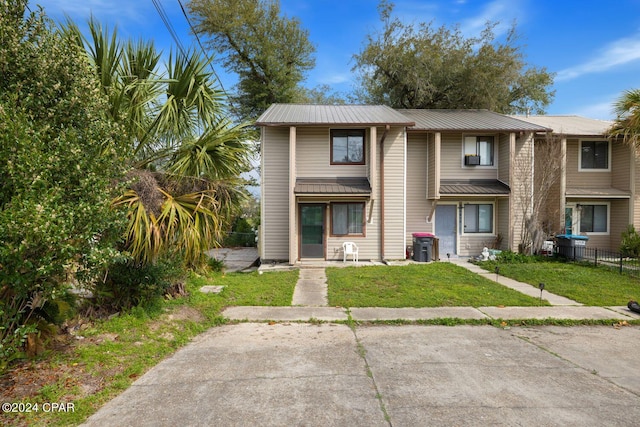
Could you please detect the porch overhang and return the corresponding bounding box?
[566,187,631,199]
[294,177,371,197]
[439,180,510,196]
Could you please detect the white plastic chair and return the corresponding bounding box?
[342,242,359,263]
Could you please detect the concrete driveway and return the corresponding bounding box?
[83,323,640,427]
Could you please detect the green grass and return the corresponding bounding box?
[187,269,298,308]
[479,258,640,306]
[326,263,547,307]
[4,269,298,427]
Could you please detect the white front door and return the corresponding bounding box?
[435,205,457,256]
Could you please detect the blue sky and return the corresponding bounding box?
[36,0,640,120]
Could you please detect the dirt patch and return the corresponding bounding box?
[165,306,205,322]
[1,305,207,411]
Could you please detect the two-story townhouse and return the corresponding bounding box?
[517,115,631,251]
[400,109,548,257]
[256,104,549,264]
[256,104,414,264]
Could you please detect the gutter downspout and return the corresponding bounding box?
[380,125,390,261]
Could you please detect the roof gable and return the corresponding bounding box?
[399,109,550,132]
[511,115,613,136]
[255,104,415,126]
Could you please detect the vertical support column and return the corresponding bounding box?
[433,132,441,199]
[509,132,516,250]
[559,137,567,233]
[368,126,377,225]
[259,127,265,261]
[369,126,377,202]
[289,126,297,265]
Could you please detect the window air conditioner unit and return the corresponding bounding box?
[465,155,480,166]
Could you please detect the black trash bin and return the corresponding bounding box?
[555,234,589,260]
[412,232,436,262]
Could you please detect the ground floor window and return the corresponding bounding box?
[331,202,364,236]
[580,204,608,233]
[463,203,493,233]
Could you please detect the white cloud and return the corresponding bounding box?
[568,100,616,121]
[319,73,351,85]
[37,0,150,24]
[459,0,524,38]
[557,34,640,82]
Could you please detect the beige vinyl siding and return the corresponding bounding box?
[295,127,368,178]
[406,133,434,243]
[610,199,629,250]
[320,128,386,261]
[498,133,510,184]
[611,142,631,191]
[427,133,438,199]
[261,127,290,261]
[326,197,380,261]
[383,127,407,259]
[457,198,504,256]
[535,138,562,234]
[459,234,492,256]
[496,198,510,250]
[440,132,497,180]
[566,139,612,188]
[509,133,534,251]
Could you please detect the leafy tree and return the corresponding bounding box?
[608,89,640,149]
[0,0,127,364]
[620,224,640,257]
[64,18,255,268]
[353,1,555,114]
[187,0,316,120]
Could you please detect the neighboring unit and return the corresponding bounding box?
[516,115,630,251]
[257,104,549,264]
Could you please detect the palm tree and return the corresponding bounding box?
[609,89,640,149]
[65,19,255,267]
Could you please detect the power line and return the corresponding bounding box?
[152,0,187,57]
[175,0,229,96]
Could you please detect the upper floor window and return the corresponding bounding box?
[580,140,609,171]
[464,136,494,166]
[331,129,365,165]
[463,203,493,234]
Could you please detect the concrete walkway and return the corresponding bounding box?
[223,259,640,322]
[291,268,328,306]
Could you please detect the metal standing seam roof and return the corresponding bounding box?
[439,180,510,195]
[294,178,371,195]
[399,109,551,132]
[510,115,614,136]
[255,104,415,126]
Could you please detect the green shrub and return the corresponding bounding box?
[496,250,536,263]
[96,256,185,309]
[222,217,257,247]
[620,225,640,257]
[207,257,226,272]
[0,2,127,364]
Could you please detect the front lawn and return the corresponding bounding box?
[1,269,298,427]
[478,258,640,306]
[326,263,547,307]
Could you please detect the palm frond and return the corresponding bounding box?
[113,189,163,265]
[608,89,640,149]
[139,48,225,152]
[166,118,254,180]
